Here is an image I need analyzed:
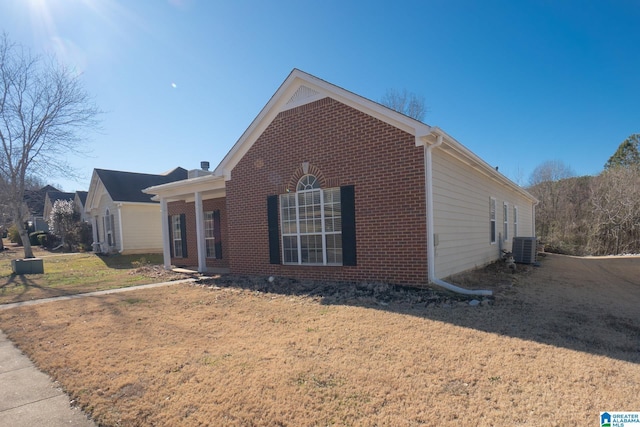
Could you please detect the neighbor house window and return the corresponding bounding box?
[503,202,509,241]
[204,211,216,258]
[513,206,518,238]
[490,198,496,244]
[105,209,115,247]
[280,174,342,265]
[172,214,184,258]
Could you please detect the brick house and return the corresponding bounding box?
[145,69,537,294]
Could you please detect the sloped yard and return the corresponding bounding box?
[0,254,638,426]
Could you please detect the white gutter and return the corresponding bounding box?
[422,132,493,296]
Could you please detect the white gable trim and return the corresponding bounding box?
[214,69,432,180]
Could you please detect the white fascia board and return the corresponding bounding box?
[84,171,97,213]
[430,127,538,203]
[143,175,226,201]
[114,201,161,207]
[214,69,432,180]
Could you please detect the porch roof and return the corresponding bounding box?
[142,174,225,202]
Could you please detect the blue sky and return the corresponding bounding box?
[2,0,639,191]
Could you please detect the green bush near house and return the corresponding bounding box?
[29,231,46,246]
[37,234,49,247]
[7,225,22,245]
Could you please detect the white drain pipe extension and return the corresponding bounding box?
[423,133,493,296]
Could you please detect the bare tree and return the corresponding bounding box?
[527,160,577,251]
[380,88,427,121]
[590,167,640,255]
[0,33,100,258]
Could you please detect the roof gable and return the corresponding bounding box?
[92,167,188,204]
[213,69,536,203]
[214,69,431,180]
[75,191,88,206]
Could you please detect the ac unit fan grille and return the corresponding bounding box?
[512,237,536,264]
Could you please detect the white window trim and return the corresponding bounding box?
[105,209,114,247]
[513,205,518,238]
[172,215,183,258]
[280,177,342,266]
[503,202,509,242]
[204,211,216,258]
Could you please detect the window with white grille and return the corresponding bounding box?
[280,174,342,265]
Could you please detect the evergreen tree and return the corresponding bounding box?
[604,134,640,170]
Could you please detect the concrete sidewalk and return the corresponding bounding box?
[0,278,197,426]
[0,330,96,426]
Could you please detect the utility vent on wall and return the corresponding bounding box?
[512,237,537,264]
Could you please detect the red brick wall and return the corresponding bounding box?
[226,97,428,285]
[167,198,229,269]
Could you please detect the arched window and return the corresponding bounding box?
[280,174,342,265]
[297,174,320,191]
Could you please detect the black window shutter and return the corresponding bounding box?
[267,195,281,264]
[340,185,357,266]
[179,213,188,258]
[168,215,174,257]
[213,210,222,259]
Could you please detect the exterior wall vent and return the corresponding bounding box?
[512,237,536,264]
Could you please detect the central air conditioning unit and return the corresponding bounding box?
[512,237,536,264]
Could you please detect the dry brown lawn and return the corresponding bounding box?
[0,253,639,426]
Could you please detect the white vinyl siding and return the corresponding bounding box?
[118,204,165,254]
[431,150,536,278]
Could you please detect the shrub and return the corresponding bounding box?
[8,225,22,245]
[37,233,48,247]
[29,231,46,246]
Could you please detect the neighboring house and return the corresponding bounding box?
[24,185,60,232]
[74,191,89,222]
[145,69,538,294]
[43,191,76,224]
[85,167,187,254]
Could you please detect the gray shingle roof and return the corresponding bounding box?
[96,167,188,203]
[46,191,76,204]
[75,191,88,206]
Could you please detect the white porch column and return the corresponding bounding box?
[194,191,206,273]
[160,198,171,270]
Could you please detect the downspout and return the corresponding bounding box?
[423,133,492,296]
[116,203,125,254]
